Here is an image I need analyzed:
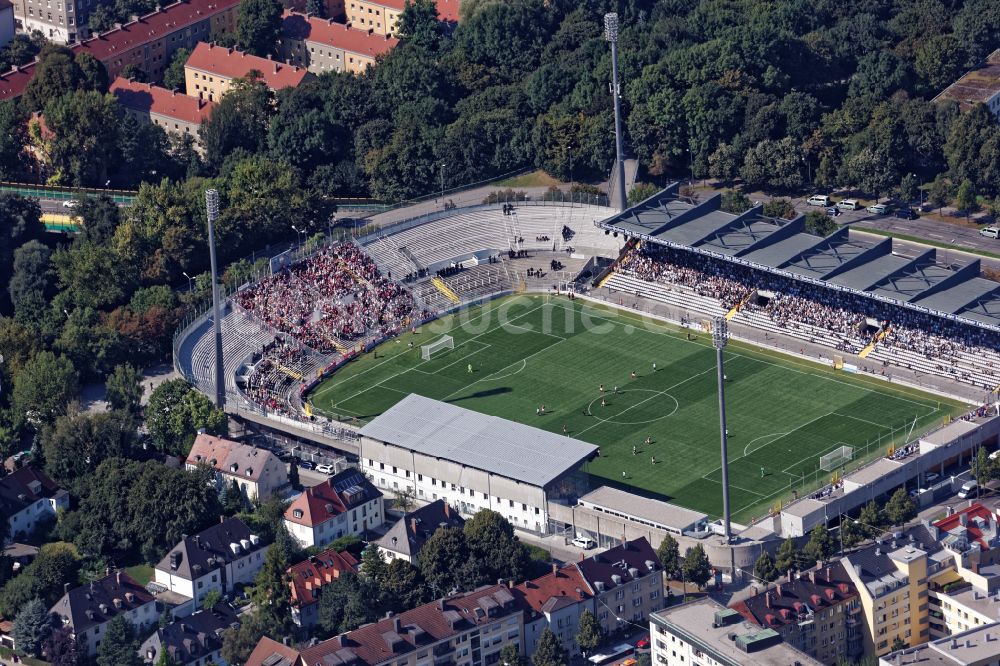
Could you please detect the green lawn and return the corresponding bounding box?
[125,564,154,586]
[307,295,966,523]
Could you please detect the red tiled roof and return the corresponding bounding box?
[512,564,591,616]
[186,42,308,90]
[0,0,240,101]
[110,77,215,124]
[299,585,519,666]
[284,469,381,528]
[288,548,359,607]
[281,11,398,57]
[245,637,301,666]
[933,502,998,550]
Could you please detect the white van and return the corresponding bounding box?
[807,195,831,206]
[572,536,596,549]
[959,480,978,499]
[837,199,861,211]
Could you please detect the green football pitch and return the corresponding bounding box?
[307,294,966,522]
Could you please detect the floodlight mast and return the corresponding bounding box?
[713,316,736,580]
[206,189,225,409]
[604,13,628,213]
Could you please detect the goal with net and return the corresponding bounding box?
[819,445,854,472]
[421,335,455,361]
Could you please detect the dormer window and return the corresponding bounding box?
[293,509,303,519]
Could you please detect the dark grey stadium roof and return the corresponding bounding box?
[595,183,1000,333]
[359,394,598,488]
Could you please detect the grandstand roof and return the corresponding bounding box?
[595,183,1000,333]
[694,214,797,257]
[359,394,597,489]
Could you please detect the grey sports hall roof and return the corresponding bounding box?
[359,394,598,489]
[596,183,1000,332]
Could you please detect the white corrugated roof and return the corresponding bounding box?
[359,394,597,488]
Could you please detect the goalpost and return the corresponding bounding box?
[819,445,854,472]
[421,335,455,361]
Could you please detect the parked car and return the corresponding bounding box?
[634,638,650,652]
[959,480,979,499]
[894,207,918,220]
[980,226,1000,239]
[867,203,890,215]
[315,463,334,475]
[572,536,597,549]
[63,199,79,209]
[298,460,315,470]
[807,195,831,206]
[825,206,840,217]
[925,472,940,483]
[837,199,861,211]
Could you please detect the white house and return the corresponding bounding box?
[283,469,383,549]
[0,466,69,543]
[187,434,288,502]
[50,571,157,656]
[154,518,267,614]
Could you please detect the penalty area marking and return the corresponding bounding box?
[480,359,528,382]
[743,432,789,458]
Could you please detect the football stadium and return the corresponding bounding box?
[174,187,1000,524]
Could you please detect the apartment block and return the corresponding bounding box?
[0,0,241,100]
[279,10,397,74]
[345,0,460,37]
[283,468,383,549]
[733,563,864,665]
[247,584,524,666]
[111,77,215,143]
[651,598,822,666]
[288,548,359,628]
[185,42,309,100]
[11,0,90,44]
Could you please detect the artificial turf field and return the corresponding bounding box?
[307,294,966,522]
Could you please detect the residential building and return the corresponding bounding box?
[934,49,1000,120]
[283,468,383,549]
[0,0,241,100]
[288,548,359,628]
[111,77,215,144]
[513,563,593,659]
[186,433,287,501]
[279,11,397,74]
[184,42,309,101]
[345,0,460,37]
[376,500,464,564]
[50,571,157,656]
[840,540,930,658]
[731,563,864,665]
[248,584,524,666]
[880,621,1000,665]
[139,603,239,666]
[650,598,823,666]
[0,0,14,49]
[0,466,69,543]
[10,0,89,43]
[359,394,596,534]
[575,538,664,636]
[153,518,267,614]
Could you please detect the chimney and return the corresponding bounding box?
[443,503,450,518]
[776,583,782,596]
[787,570,793,583]
[551,563,558,576]
[392,616,401,632]
[809,571,816,584]
[436,599,444,610]
[116,571,122,585]
[508,580,514,589]
[765,592,772,608]
[825,567,831,582]
[64,583,71,594]
[410,518,418,535]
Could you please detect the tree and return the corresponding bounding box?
[42,627,82,666]
[499,644,526,666]
[891,637,906,652]
[40,410,139,487]
[163,48,191,93]
[802,525,835,563]
[0,101,26,181]
[199,75,274,171]
[8,240,52,313]
[106,363,144,413]
[221,611,269,666]
[972,446,994,487]
[532,628,568,666]
[774,538,801,574]
[719,190,752,214]
[956,179,978,217]
[380,558,427,612]
[754,551,778,583]
[463,509,528,584]
[839,519,864,550]
[0,192,44,310]
[316,571,378,636]
[885,488,917,525]
[575,609,602,657]
[804,211,837,237]
[96,615,142,666]
[12,351,79,424]
[396,0,441,49]
[628,183,659,207]
[361,545,388,586]
[250,535,291,635]
[0,542,80,616]
[740,138,805,191]
[682,545,712,590]
[201,588,223,611]
[656,534,681,579]
[288,458,299,488]
[43,90,121,187]
[146,378,226,454]
[154,648,176,666]
[928,174,952,213]
[859,501,886,538]
[119,64,147,83]
[235,0,282,57]
[12,597,52,657]
[418,527,473,595]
